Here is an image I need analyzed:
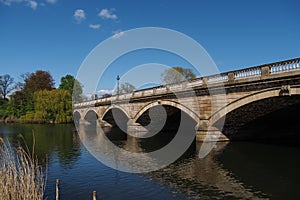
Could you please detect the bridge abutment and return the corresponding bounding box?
[195,121,229,142]
[97,119,112,128]
[79,118,87,125]
[196,130,229,142]
[127,119,148,136]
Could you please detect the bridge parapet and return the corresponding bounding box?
[234,66,261,80]
[270,58,300,74]
[73,57,300,108]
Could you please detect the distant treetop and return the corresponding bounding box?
[161,66,196,84]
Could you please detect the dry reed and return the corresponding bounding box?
[0,136,45,200]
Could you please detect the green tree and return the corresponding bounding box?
[6,91,28,118]
[0,74,15,99]
[33,89,72,123]
[58,75,83,102]
[8,70,55,118]
[161,67,196,84]
[119,82,136,94]
[0,98,9,118]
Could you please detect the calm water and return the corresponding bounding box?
[0,124,300,200]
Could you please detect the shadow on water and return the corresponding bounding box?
[91,105,198,158]
[132,105,197,156]
[217,142,300,200]
[144,139,300,200]
[211,103,300,199]
[144,142,269,200]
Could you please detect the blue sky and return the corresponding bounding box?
[0,0,299,93]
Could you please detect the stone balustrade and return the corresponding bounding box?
[156,87,167,93]
[234,67,261,79]
[207,74,228,83]
[186,79,203,87]
[271,60,300,74]
[74,57,300,108]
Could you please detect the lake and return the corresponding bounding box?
[0,123,300,199]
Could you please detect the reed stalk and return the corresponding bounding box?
[0,136,45,200]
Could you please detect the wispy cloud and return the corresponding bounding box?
[0,0,23,6]
[112,30,124,39]
[1,0,36,9]
[27,0,37,9]
[46,0,57,4]
[98,8,117,20]
[89,24,101,29]
[74,9,86,23]
[0,0,53,9]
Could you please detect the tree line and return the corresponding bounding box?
[0,71,82,123]
[0,66,196,123]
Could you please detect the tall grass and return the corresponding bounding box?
[0,136,45,200]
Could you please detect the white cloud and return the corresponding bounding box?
[98,8,117,20]
[89,24,101,29]
[112,30,124,39]
[46,0,57,3]
[74,9,86,23]
[27,0,37,9]
[98,89,114,95]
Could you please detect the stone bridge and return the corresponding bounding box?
[73,57,300,142]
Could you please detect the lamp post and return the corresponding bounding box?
[116,75,120,96]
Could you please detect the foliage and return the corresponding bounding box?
[6,91,28,118]
[0,74,15,99]
[33,89,72,123]
[8,70,55,119]
[58,74,83,102]
[102,93,112,98]
[119,82,136,94]
[161,66,196,84]
[23,70,54,94]
[0,98,8,118]
[0,71,77,123]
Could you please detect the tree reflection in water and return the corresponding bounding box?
[0,124,81,168]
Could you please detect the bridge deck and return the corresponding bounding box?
[74,57,300,108]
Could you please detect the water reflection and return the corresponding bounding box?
[148,142,269,200]
[218,142,300,200]
[77,119,199,173]
[78,123,167,173]
[78,123,269,199]
[1,123,299,199]
[0,124,81,168]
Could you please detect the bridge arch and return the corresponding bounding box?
[133,100,200,124]
[83,109,99,123]
[101,105,130,120]
[81,108,99,119]
[210,86,300,126]
[73,111,82,124]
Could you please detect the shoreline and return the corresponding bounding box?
[0,117,73,124]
